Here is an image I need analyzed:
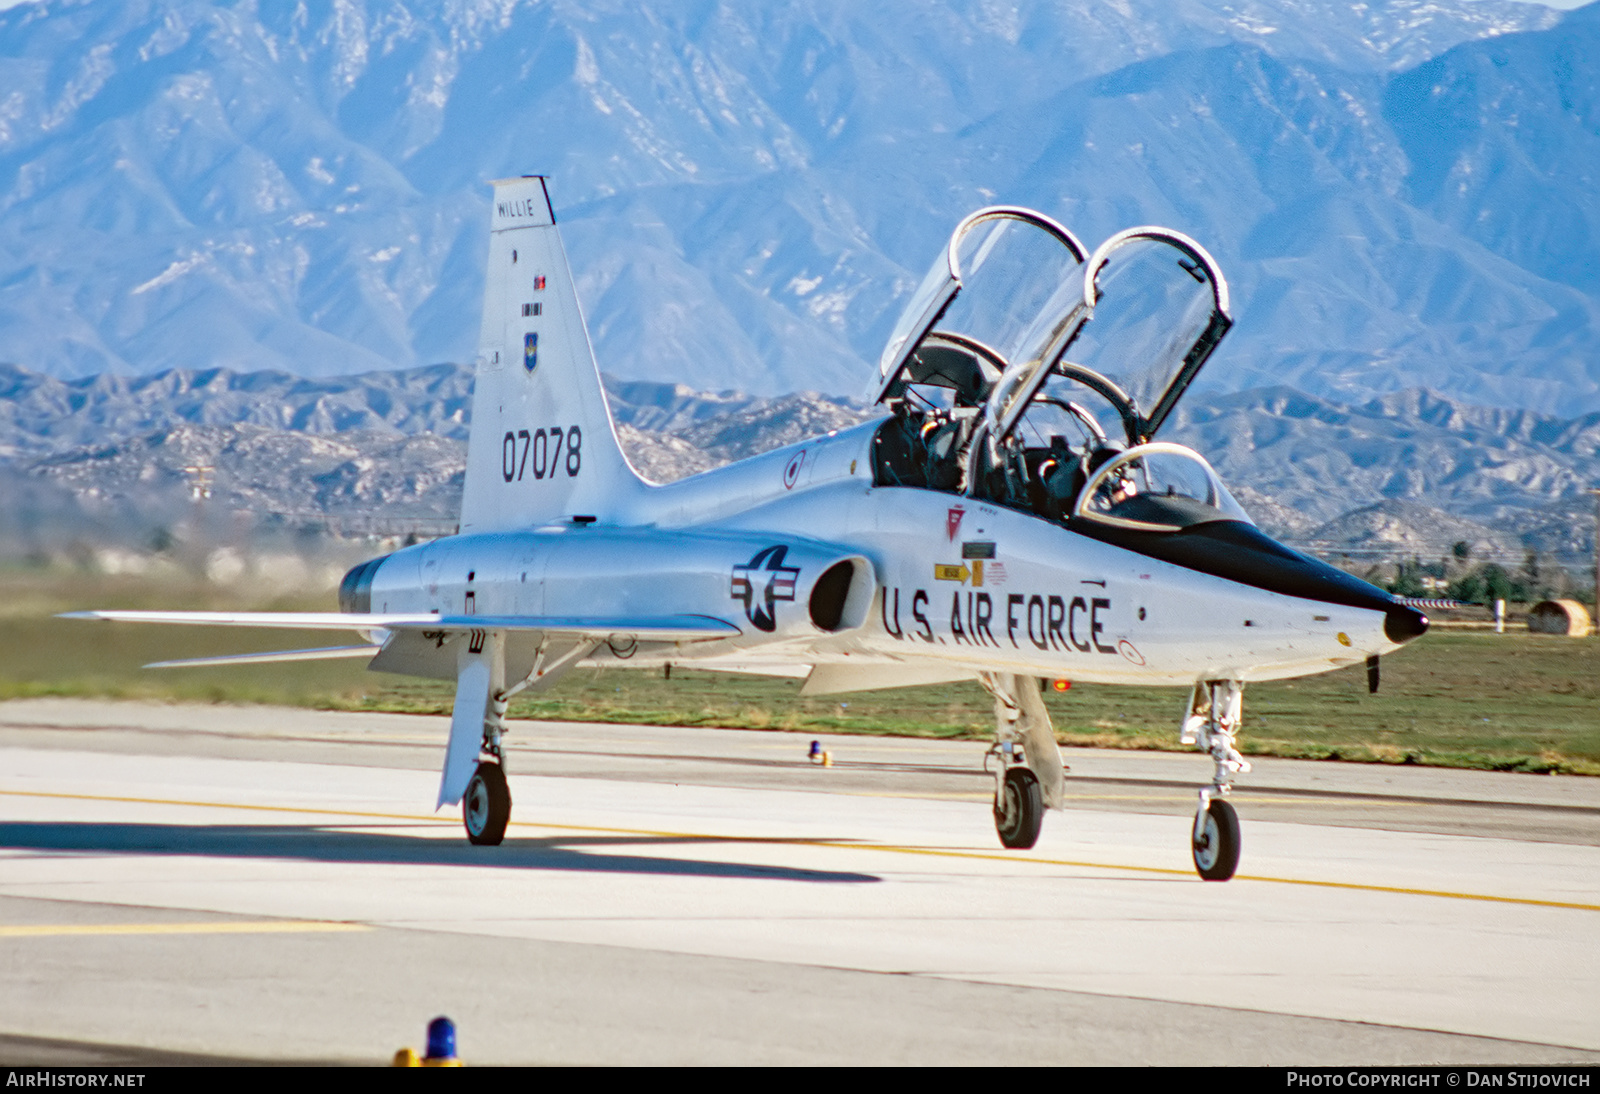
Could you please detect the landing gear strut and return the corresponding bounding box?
[1181,679,1249,881]
[449,637,599,847]
[980,673,1066,850]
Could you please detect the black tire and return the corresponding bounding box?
[464,762,511,846]
[994,767,1043,849]
[1192,798,1240,881]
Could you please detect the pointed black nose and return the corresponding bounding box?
[1385,604,1430,644]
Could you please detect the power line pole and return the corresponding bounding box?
[1592,488,1600,636]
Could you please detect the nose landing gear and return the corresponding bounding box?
[1181,679,1249,881]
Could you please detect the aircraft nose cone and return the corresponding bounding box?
[1384,603,1430,644]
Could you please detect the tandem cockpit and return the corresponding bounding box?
[870,207,1246,541]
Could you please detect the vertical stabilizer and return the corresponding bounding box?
[459,177,642,532]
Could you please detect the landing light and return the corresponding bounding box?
[1052,678,1071,692]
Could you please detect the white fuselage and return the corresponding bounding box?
[366,417,1397,687]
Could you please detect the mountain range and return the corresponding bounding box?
[0,0,1598,415]
[1,361,1593,576]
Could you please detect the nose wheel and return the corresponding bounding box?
[1182,679,1250,880]
[464,761,511,845]
[1192,796,1240,881]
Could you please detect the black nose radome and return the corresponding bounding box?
[1385,604,1430,644]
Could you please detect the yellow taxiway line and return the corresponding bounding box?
[3,787,1598,914]
[0,921,367,938]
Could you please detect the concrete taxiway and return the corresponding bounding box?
[1,697,1597,1065]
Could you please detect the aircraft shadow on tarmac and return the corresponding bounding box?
[0,822,880,884]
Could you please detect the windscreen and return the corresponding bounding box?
[1076,443,1252,532]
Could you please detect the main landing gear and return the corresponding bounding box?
[464,691,512,845]
[981,673,1067,850]
[991,755,1043,848]
[1181,679,1249,881]
[464,762,510,845]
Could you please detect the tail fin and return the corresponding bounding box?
[459,176,642,532]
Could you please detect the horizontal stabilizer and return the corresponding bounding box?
[144,646,381,669]
[63,610,739,640]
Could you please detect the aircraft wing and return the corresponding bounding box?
[144,645,384,669]
[59,610,740,640]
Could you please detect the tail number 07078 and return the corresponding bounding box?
[502,426,582,482]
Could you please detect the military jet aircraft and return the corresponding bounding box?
[67,176,1429,881]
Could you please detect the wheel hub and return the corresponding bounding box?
[1193,817,1217,869]
[465,779,488,833]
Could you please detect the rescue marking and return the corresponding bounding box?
[946,506,965,541]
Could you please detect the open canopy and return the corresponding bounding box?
[870,206,1243,535]
[876,211,1232,447]
[874,207,1088,409]
[1044,227,1232,444]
